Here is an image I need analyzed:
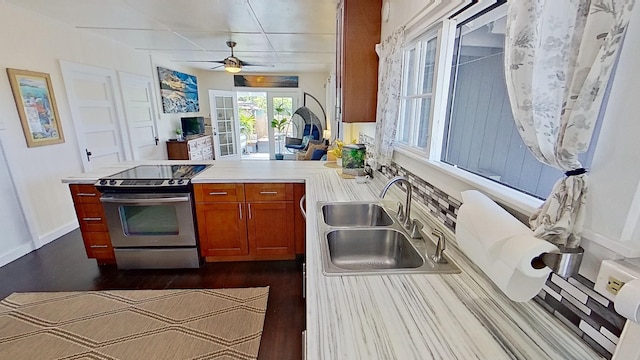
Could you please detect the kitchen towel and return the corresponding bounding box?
[456,190,559,302]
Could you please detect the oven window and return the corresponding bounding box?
[119,205,179,236]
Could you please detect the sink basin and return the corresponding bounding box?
[322,203,393,227]
[327,229,423,270]
[317,201,461,276]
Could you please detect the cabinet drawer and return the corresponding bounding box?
[70,184,101,204]
[74,203,108,232]
[195,184,245,202]
[82,231,115,263]
[245,183,293,201]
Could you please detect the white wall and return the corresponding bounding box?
[364,0,640,281]
[0,2,153,265]
[0,138,32,265]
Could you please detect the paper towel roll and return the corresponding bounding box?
[456,190,559,302]
[615,279,640,323]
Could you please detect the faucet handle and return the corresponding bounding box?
[396,202,405,222]
[409,219,423,239]
[430,229,448,264]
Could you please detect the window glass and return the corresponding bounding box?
[442,5,602,199]
[397,32,439,151]
[421,38,437,93]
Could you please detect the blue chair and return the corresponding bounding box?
[285,124,321,151]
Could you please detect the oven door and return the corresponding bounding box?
[100,193,196,248]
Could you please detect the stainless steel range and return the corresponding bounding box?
[96,164,210,269]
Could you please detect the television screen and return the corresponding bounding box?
[181,116,205,136]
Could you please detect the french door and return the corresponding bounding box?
[266,91,299,159]
[209,90,241,160]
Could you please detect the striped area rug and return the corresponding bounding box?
[0,288,269,360]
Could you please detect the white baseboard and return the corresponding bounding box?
[0,242,36,268]
[33,221,78,249]
[0,221,78,268]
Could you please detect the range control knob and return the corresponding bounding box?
[99,179,107,185]
[168,179,175,185]
[177,179,185,185]
[109,180,117,185]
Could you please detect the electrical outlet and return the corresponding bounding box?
[606,276,625,295]
[595,259,640,302]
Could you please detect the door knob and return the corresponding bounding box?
[85,149,92,162]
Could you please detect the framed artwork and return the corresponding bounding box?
[6,68,65,147]
[157,67,200,113]
[234,75,299,88]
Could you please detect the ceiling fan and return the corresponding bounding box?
[185,41,273,73]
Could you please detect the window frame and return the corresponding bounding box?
[396,27,445,155]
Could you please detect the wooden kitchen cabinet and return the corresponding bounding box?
[195,183,247,257]
[196,202,248,257]
[68,184,115,265]
[245,183,295,257]
[194,183,301,261]
[336,0,382,123]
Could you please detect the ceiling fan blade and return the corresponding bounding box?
[239,60,275,67]
[175,60,225,64]
[209,64,224,70]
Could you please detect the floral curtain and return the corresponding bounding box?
[373,27,405,168]
[505,0,634,248]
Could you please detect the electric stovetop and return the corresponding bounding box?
[96,164,211,189]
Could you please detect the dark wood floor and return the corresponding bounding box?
[0,230,306,360]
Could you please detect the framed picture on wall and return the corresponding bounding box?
[6,68,65,147]
[157,67,200,113]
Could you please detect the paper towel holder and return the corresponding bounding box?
[537,246,584,278]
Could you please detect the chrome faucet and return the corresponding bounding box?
[380,176,413,230]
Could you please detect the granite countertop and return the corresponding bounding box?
[63,160,602,359]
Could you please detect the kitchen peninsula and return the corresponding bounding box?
[63,160,602,359]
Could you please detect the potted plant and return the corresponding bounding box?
[270,104,289,160]
[175,127,184,141]
[328,139,344,166]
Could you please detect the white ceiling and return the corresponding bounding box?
[8,0,339,73]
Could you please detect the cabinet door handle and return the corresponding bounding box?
[259,191,278,195]
[89,245,108,248]
[239,203,243,220]
[82,217,102,221]
[209,191,228,195]
[77,193,96,197]
[248,203,252,219]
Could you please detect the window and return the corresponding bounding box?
[440,4,603,199]
[397,31,440,151]
[394,2,608,200]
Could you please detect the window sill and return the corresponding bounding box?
[392,147,543,217]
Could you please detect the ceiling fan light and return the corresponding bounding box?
[224,64,242,73]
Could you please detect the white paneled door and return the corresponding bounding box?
[118,72,161,160]
[60,61,129,171]
[209,90,240,160]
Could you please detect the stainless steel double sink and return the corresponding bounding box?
[318,202,461,276]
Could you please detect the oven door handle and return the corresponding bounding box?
[100,196,190,204]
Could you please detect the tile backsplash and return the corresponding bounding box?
[358,132,627,359]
